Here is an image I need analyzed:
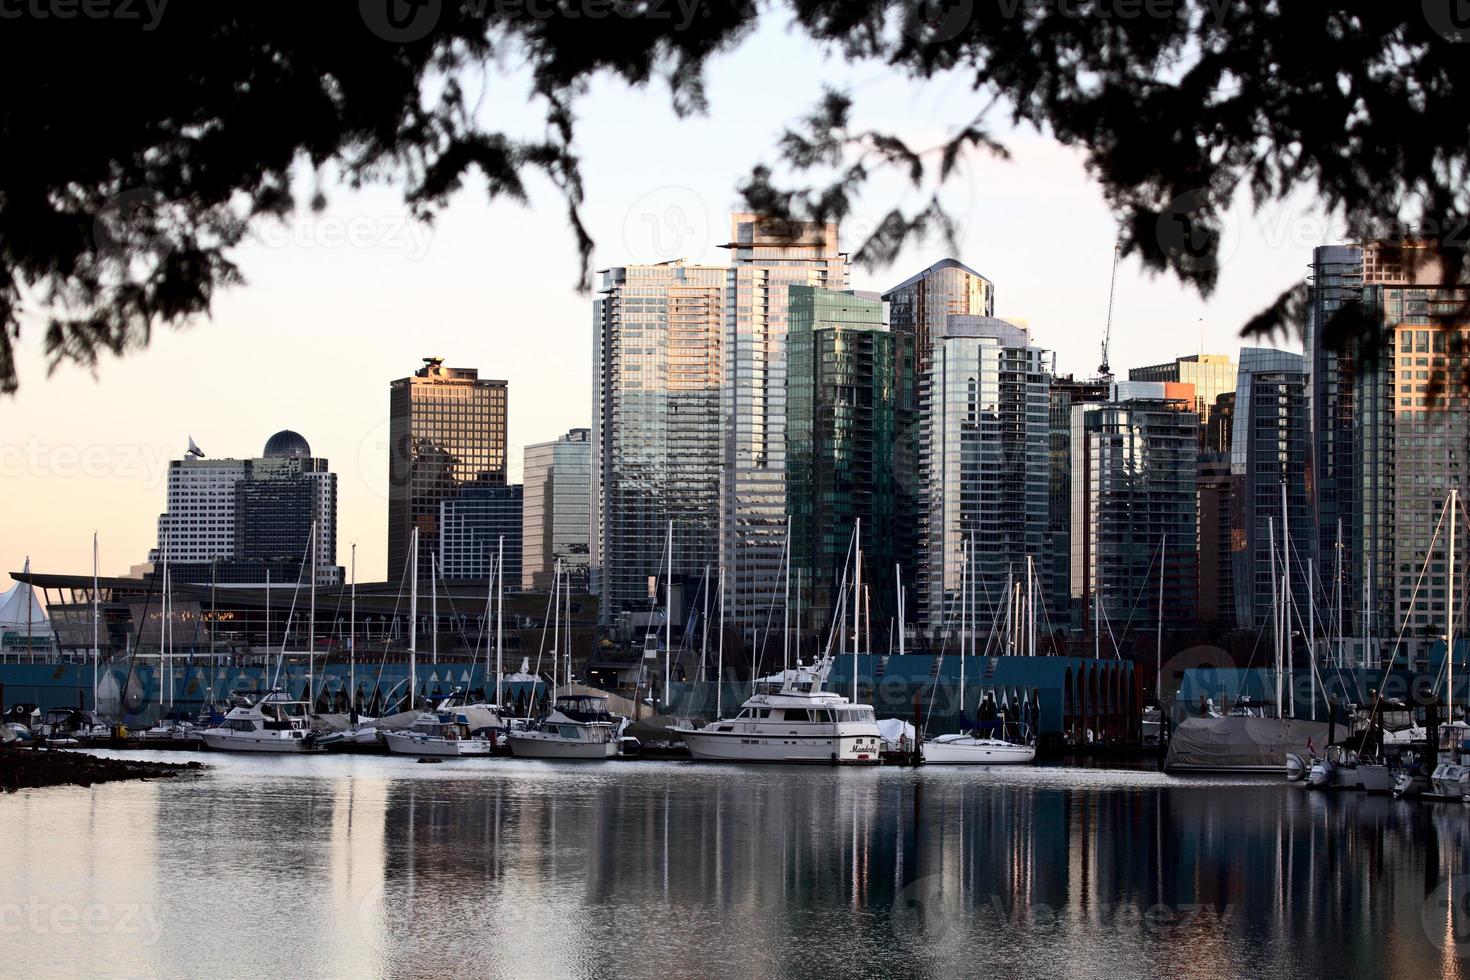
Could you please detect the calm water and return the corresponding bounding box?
[2,753,1468,979]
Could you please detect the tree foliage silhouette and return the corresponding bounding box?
[2,1,1468,393]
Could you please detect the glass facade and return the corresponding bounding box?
[1359,242,1470,636]
[786,287,914,636]
[721,214,849,629]
[1046,375,1110,627]
[440,484,523,584]
[593,263,725,627]
[1196,452,1233,626]
[523,428,591,592]
[1070,387,1200,633]
[387,358,508,584]
[1305,244,1364,634]
[1129,353,1237,445]
[882,258,995,374]
[919,317,1050,635]
[1229,348,1312,630]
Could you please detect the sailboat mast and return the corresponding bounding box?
[408,527,418,712]
[349,542,357,713]
[783,528,790,672]
[308,520,317,707]
[716,565,725,718]
[1269,517,1280,713]
[552,559,561,695]
[92,533,100,712]
[665,521,672,701]
[496,535,504,708]
[1156,535,1164,700]
[700,564,710,682]
[1281,482,1293,718]
[1308,557,1316,721]
[853,518,862,702]
[959,541,967,702]
[1449,488,1458,722]
[430,549,437,666]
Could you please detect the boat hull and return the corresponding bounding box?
[675,730,881,765]
[201,731,322,753]
[382,733,492,757]
[923,739,1036,765]
[1428,763,1470,800]
[506,734,616,759]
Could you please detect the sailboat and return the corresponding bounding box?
[1166,497,1329,773]
[1427,489,1470,801]
[923,542,1036,765]
[673,522,882,765]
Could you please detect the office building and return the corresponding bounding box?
[593,262,725,626]
[1229,348,1312,630]
[1130,353,1237,445]
[440,484,523,584]
[786,286,915,635]
[919,317,1050,636]
[523,428,592,591]
[720,213,850,630]
[1070,384,1200,637]
[1046,374,1110,626]
[1196,453,1233,627]
[152,431,340,585]
[387,358,507,584]
[883,258,995,373]
[1305,244,1366,637]
[1356,242,1470,637]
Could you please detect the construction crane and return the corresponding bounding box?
[1098,240,1120,381]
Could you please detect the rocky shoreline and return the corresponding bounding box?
[0,747,205,793]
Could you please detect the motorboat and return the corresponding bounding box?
[201,691,324,753]
[507,694,621,760]
[1427,720,1470,801]
[383,714,493,757]
[1305,745,1394,793]
[38,708,110,747]
[673,661,882,765]
[1165,713,1330,773]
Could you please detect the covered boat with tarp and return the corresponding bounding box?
[1164,715,1330,773]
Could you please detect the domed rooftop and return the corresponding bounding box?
[263,430,311,459]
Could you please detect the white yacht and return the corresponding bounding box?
[507,694,620,760]
[383,714,493,757]
[923,731,1037,765]
[674,662,882,765]
[201,691,323,753]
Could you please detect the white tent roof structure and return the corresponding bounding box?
[0,581,51,635]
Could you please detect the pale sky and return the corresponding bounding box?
[2,15,1349,589]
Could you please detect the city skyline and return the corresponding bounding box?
[0,14,1350,589]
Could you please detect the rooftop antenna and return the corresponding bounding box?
[1098,240,1120,381]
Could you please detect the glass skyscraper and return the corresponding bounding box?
[388,358,508,584]
[919,316,1050,636]
[883,258,995,374]
[1046,375,1110,627]
[439,484,523,585]
[1070,385,1200,635]
[593,262,725,627]
[1305,244,1365,634]
[1129,353,1238,446]
[785,286,914,638]
[1229,348,1312,630]
[523,428,592,592]
[720,213,849,630]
